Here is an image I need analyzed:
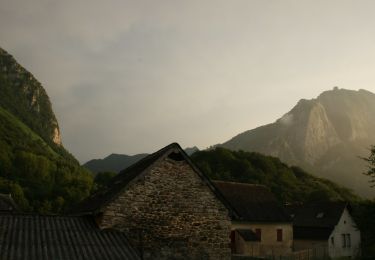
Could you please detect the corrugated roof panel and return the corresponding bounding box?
[0,214,140,260]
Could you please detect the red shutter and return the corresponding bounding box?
[277,229,283,242]
[255,228,262,241]
[230,231,236,253]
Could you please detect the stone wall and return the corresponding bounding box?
[98,155,231,259]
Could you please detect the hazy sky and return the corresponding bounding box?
[1,0,375,163]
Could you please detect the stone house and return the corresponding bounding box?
[74,143,232,260]
[288,201,361,259]
[213,181,293,258]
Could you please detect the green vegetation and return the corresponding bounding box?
[352,200,375,257]
[0,106,93,213]
[363,145,375,187]
[93,171,116,191]
[191,147,359,203]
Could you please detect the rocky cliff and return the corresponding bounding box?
[0,47,61,145]
[221,88,375,198]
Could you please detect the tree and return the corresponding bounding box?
[94,172,116,191]
[364,145,375,187]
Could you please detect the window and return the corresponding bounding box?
[316,212,325,218]
[331,237,334,246]
[255,228,262,241]
[342,233,351,248]
[342,234,346,248]
[277,229,283,242]
[346,234,351,248]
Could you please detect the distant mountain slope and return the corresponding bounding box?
[191,148,359,203]
[84,147,200,174]
[221,88,375,198]
[184,146,199,156]
[0,47,92,213]
[84,153,148,174]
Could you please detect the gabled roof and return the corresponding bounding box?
[0,213,140,260]
[213,181,291,222]
[0,194,18,212]
[286,201,349,240]
[287,201,348,228]
[72,143,234,216]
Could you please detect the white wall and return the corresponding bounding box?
[328,207,361,258]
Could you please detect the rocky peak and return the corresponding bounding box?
[221,88,375,197]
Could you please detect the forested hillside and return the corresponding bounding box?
[191,147,359,203]
[0,47,93,213]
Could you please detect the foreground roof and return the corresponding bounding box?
[287,201,348,240]
[73,143,234,216]
[0,213,140,260]
[213,181,291,222]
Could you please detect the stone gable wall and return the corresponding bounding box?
[98,156,231,259]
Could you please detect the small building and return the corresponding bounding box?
[74,143,232,260]
[288,201,361,258]
[213,181,293,257]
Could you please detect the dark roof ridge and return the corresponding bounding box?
[118,142,179,172]
[212,180,268,188]
[71,143,180,214]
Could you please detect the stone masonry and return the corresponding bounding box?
[97,155,231,259]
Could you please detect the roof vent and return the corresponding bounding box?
[168,152,184,161]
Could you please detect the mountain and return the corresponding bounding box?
[191,148,359,203]
[84,147,200,174]
[84,153,148,174]
[221,88,375,198]
[0,47,93,213]
[184,146,199,156]
[0,48,61,146]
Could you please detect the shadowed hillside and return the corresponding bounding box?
[191,148,359,203]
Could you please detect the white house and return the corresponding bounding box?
[288,202,361,259]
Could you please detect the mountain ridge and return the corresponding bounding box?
[221,88,375,198]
